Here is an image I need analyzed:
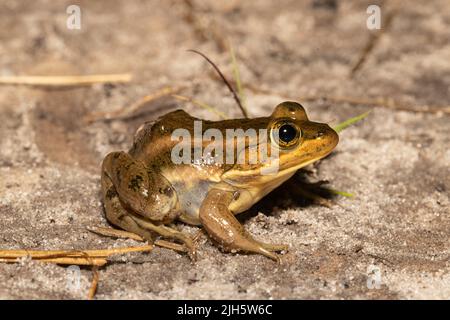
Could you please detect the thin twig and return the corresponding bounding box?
[349,0,397,77]
[87,266,99,300]
[181,0,228,52]
[0,74,132,86]
[188,49,248,118]
[245,84,450,115]
[84,86,185,123]
[172,94,228,119]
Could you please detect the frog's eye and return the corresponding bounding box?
[271,121,302,149]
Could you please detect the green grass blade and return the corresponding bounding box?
[229,42,248,118]
[324,188,355,198]
[333,110,371,133]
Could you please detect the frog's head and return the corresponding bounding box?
[222,101,338,190]
[266,101,339,175]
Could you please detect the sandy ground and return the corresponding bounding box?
[0,0,449,299]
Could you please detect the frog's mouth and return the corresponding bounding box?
[223,149,334,189]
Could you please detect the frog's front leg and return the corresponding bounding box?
[199,189,288,263]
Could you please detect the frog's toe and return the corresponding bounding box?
[259,242,289,252]
[182,237,198,261]
[187,246,198,262]
[253,247,284,264]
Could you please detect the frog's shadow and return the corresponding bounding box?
[238,171,337,223]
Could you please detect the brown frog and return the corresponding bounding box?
[101,101,338,262]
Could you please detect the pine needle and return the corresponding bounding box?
[0,257,107,266]
[0,74,132,86]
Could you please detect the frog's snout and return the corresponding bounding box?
[314,123,339,150]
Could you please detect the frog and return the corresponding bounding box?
[101,101,339,262]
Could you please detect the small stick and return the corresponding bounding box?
[85,86,185,123]
[349,0,398,77]
[87,267,99,300]
[188,49,248,118]
[0,257,107,266]
[244,84,450,115]
[0,74,132,86]
[172,94,228,119]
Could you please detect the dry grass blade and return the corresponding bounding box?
[0,74,132,86]
[229,42,248,117]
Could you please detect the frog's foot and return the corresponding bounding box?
[131,215,198,261]
[102,171,196,259]
[199,189,285,263]
[102,179,155,243]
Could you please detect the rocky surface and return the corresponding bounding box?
[0,0,448,299]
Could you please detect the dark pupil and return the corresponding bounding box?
[279,124,297,143]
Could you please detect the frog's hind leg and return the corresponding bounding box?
[199,189,288,263]
[101,172,155,243]
[101,164,197,259]
[102,151,180,223]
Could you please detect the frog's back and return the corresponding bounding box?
[129,110,196,162]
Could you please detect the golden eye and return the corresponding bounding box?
[271,121,301,149]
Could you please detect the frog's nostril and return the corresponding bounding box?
[315,131,325,139]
